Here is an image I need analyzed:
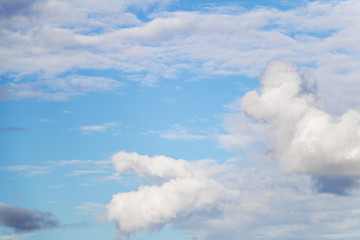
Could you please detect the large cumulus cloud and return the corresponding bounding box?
[240,59,360,177]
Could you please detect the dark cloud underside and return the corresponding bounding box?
[312,175,359,196]
[0,203,59,232]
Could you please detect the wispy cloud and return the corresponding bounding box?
[152,124,209,141]
[78,122,119,134]
[40,119,50,123]
[0,233,34,240]
[2,159,113,178]
[2,165,50,176]
[0,127,27,133]
[61,110,73,114]
[53,159,112,167]
[48,184,64,189]
[7,76,124,101]
[66,170,106,177]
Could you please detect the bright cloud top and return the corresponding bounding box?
[241,59,360,176]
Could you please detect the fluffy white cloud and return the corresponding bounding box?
[106,152,360,240]
[107,177,231,235]
[107,151,238,237]
[239,59,360,176]
[112,151,204,182]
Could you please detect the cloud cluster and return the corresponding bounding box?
[106,152,360,240]
[0,203,59,232]
[1,0,360,110]
[240,59,360,177]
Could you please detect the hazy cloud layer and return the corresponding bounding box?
[0,203,59,232]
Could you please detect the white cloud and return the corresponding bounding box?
[111,151,197,182]
[107,177,232,235]
[78,122,119,134]
[219,113,268,150]
[66,170,106,176]
[1,0,360,109]
[238,59,360,176]
[107,151,238,237]
[106,151,360,240]
[7,75,124,101]
[40,118,50,123]
[61,110,73,114]
[48,184,63,189]
[155,124,209,141]
[2,165,49,176]
[0,233,33,240]
[76,202,105,212]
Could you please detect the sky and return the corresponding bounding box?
[1,0,360,239]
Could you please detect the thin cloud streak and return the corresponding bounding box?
[0,127,27,133]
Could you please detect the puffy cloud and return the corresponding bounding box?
[107,177,231,235]
[240,59,360,177]
[107,151,238,237]
[111,151,199,182]
[106,153,360,239]
[0,203,59,232]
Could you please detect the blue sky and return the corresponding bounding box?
[1,0,360,239]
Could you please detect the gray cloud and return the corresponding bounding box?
[0,127,27,133]
[0,203,59,232]
[0,0,40,18]
[312,176,359,196]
